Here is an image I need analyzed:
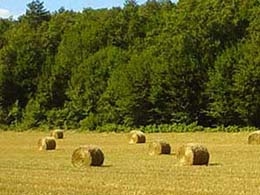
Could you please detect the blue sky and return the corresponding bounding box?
[0,0,154,18]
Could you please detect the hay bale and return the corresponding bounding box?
[50,129,64,139]
[38,137,56,150]
[148,140,171,155]
[71,145,104,167]
[248,131,260,144]
[177,143,209,166]
[128,130,146,144]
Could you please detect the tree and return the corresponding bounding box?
[22,0,50,28]
[1,0,260,129]
[0,20,47,125]
[99,50,153,127]
[67,47,126,128]
[0,18,13,49]
[232,5,260,127]
[205,47,241,126]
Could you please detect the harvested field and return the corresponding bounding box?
[0,131,260,195]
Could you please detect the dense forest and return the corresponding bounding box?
[0,0,260,131]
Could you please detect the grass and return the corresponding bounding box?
[1,131,260,195]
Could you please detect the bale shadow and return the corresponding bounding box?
[101,164,113,168]
[208,162,223,166]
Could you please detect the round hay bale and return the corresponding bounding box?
[38,137,56,150]
[50,129,64,139]
[248,131,260,144]
[128,130,146,144]
[177,143,209,166]
[71,145,104,167]
[148,140,171,155]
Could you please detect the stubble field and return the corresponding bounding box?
[0,131,260,195]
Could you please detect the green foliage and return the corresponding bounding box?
[233,40,260,126]
[0,19,13,49]
[21,0,50,28]
[45,104,83,129]
[80,113,99,131]
[1,0,260,130]
[21,99,46,129]
[139,122,204,133]
[206,47,240,126]
[7,101,22,127]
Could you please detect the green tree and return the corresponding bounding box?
[206,47,240,126]
[22,0,50,28]
[99,50,153,127]
[0,18,13,49]
[34,10,77,111]
[67,47,126,128]
[232,5,260,126]
[0,20,47,125]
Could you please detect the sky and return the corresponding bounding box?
[0,0,151,19]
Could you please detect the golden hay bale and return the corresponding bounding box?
[148,140,171,155]
[71,145,104,167]
[38,137,56,150]
[128,130,146,144]
[50,129,64,139]
[177,143,210,166]
[248,131,260,144]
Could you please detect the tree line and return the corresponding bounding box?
[0,0,260,131]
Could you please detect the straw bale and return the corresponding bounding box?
[148,140,171,155]
[248,131,260,144]
[128,130,146,144]
[71,145,104,167]
[177,143,209,166]
[38,137,56,150]
[50,129,64,139]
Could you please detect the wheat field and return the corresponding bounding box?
[0,131,260,195]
